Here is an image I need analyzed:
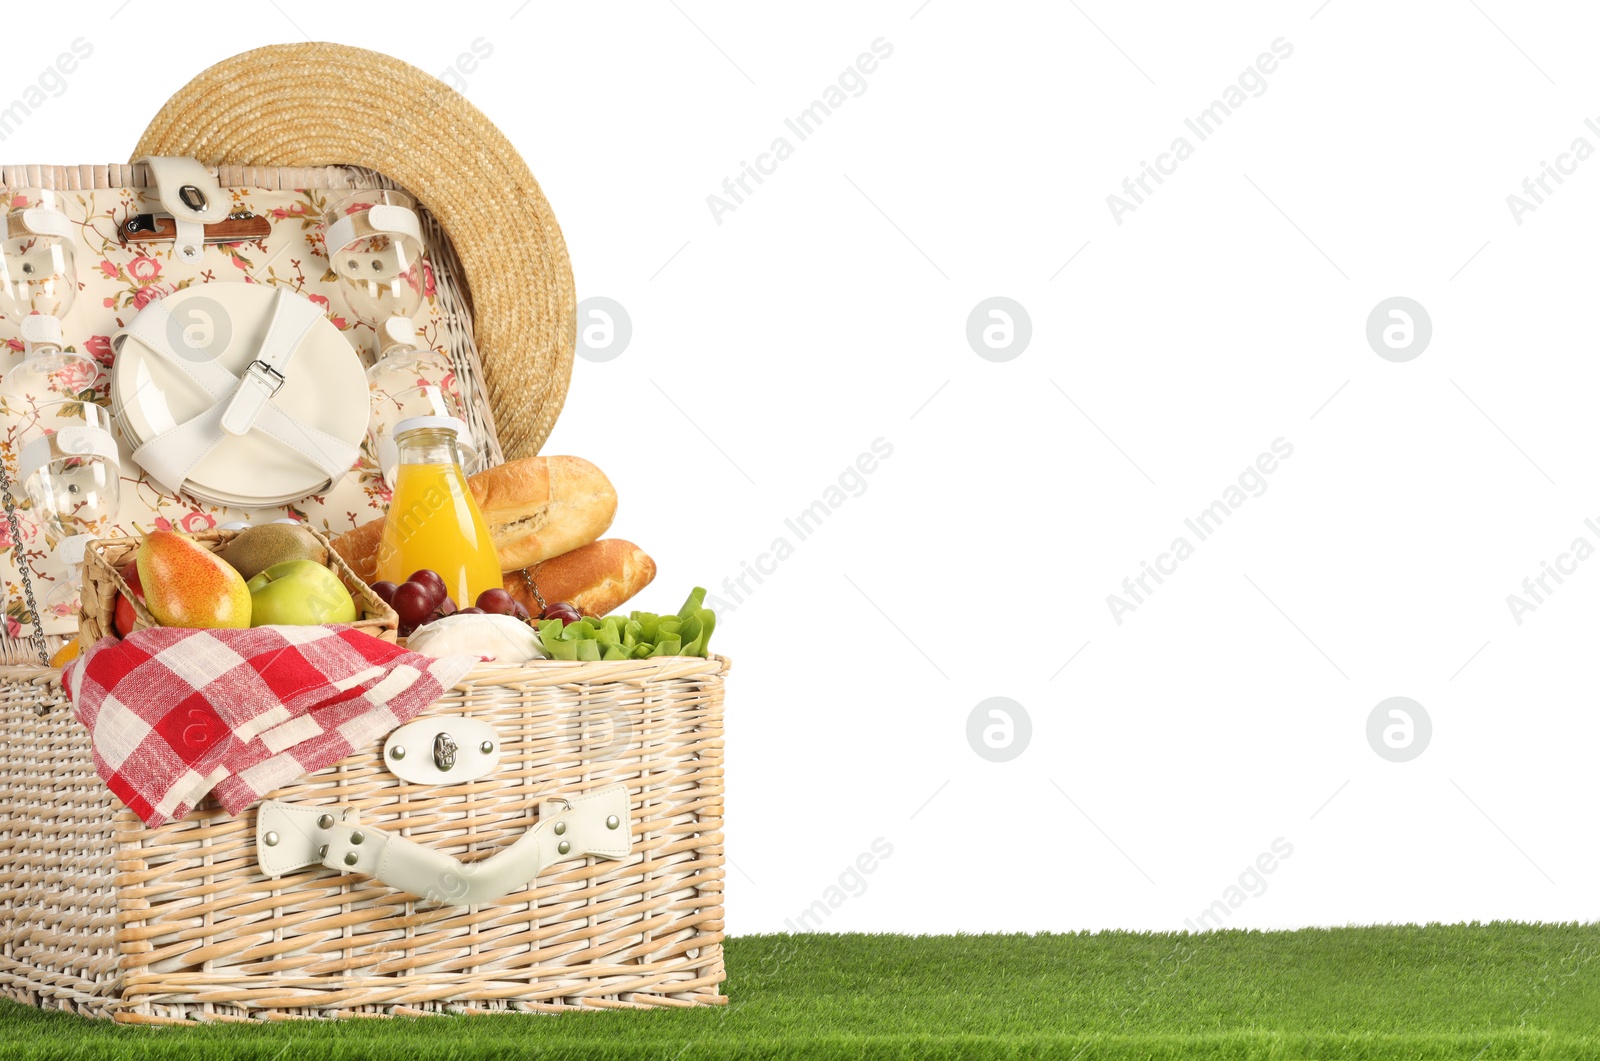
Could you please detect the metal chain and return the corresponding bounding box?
[0,455,51,666]
[520,567,546,612]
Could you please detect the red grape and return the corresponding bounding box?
[541,601,582,623]
[406,569,448,609]
[370,580,400,605]
[457,606,486,615]
[391,582,434,629]
[475,588,516,616]
[512,602,531,622]
[434,596,458,618]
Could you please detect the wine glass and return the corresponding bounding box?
[369,382,482,486]
[321,191,475,485]
[0,189,96,402]
[15,399,121,615]
[322,189,427,355]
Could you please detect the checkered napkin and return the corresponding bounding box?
[63,625,476,829]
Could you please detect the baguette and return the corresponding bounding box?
[505,539,656,617]
[332,457,617,582]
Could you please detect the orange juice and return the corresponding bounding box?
[374,420,500,607]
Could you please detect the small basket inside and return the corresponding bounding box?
[79,527,398,644]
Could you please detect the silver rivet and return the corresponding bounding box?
[263,831,279,847]
[389,745,405,761]
[480,740,494,755]
[553,821,566,836]
[350,831,365,845]
[606,815,619,830]
[318,844,328,859]
[557,840,570,856]
[317,814,334,829]
[343,851,358,866]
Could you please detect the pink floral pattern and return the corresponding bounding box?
[84,334,113,367]
[0,182,456,633]
[154,510,216,534]
[306,293,348,331]
[50,357,99,393]
[131,283,169,309]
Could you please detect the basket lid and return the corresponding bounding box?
[132,42,577,460]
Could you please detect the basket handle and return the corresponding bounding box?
[255,783,632,905]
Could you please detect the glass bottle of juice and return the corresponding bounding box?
[375,416,500,607]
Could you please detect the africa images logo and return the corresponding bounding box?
[706,38,895,224]
[1106,439,1294,625]
[1106,37,1294,225]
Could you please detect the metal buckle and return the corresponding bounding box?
[178,184,208,212]
[245,359,286,396]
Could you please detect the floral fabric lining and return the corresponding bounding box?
[0,184,451,635]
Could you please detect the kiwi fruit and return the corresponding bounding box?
[220,523,329,582]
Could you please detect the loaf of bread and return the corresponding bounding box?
[505,539,656,617]
[332,456,617,582]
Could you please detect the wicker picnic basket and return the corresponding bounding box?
[0,162,728,1021]
[0,653,728,1023]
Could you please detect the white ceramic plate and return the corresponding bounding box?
[113,285,367,507]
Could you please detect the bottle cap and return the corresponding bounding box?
[394,414,467,438]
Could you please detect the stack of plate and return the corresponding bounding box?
[112,286,368,508]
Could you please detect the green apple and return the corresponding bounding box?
[246,560,357,626]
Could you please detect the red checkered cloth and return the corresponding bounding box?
[63,625,476,828]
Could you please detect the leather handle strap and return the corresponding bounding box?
[256,784,633,906]
[135,156,231,224]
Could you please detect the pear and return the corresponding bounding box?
[219,523,329,581]
[137,531,252,629]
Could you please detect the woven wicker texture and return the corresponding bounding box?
[131,42,577,461]
[0,655,727,1022]
[79,527,399,644]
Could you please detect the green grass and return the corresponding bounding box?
[2,924,1597,1059]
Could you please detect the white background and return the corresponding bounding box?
[9,1,1599,935]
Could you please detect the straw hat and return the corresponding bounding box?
[132,42,575,460]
